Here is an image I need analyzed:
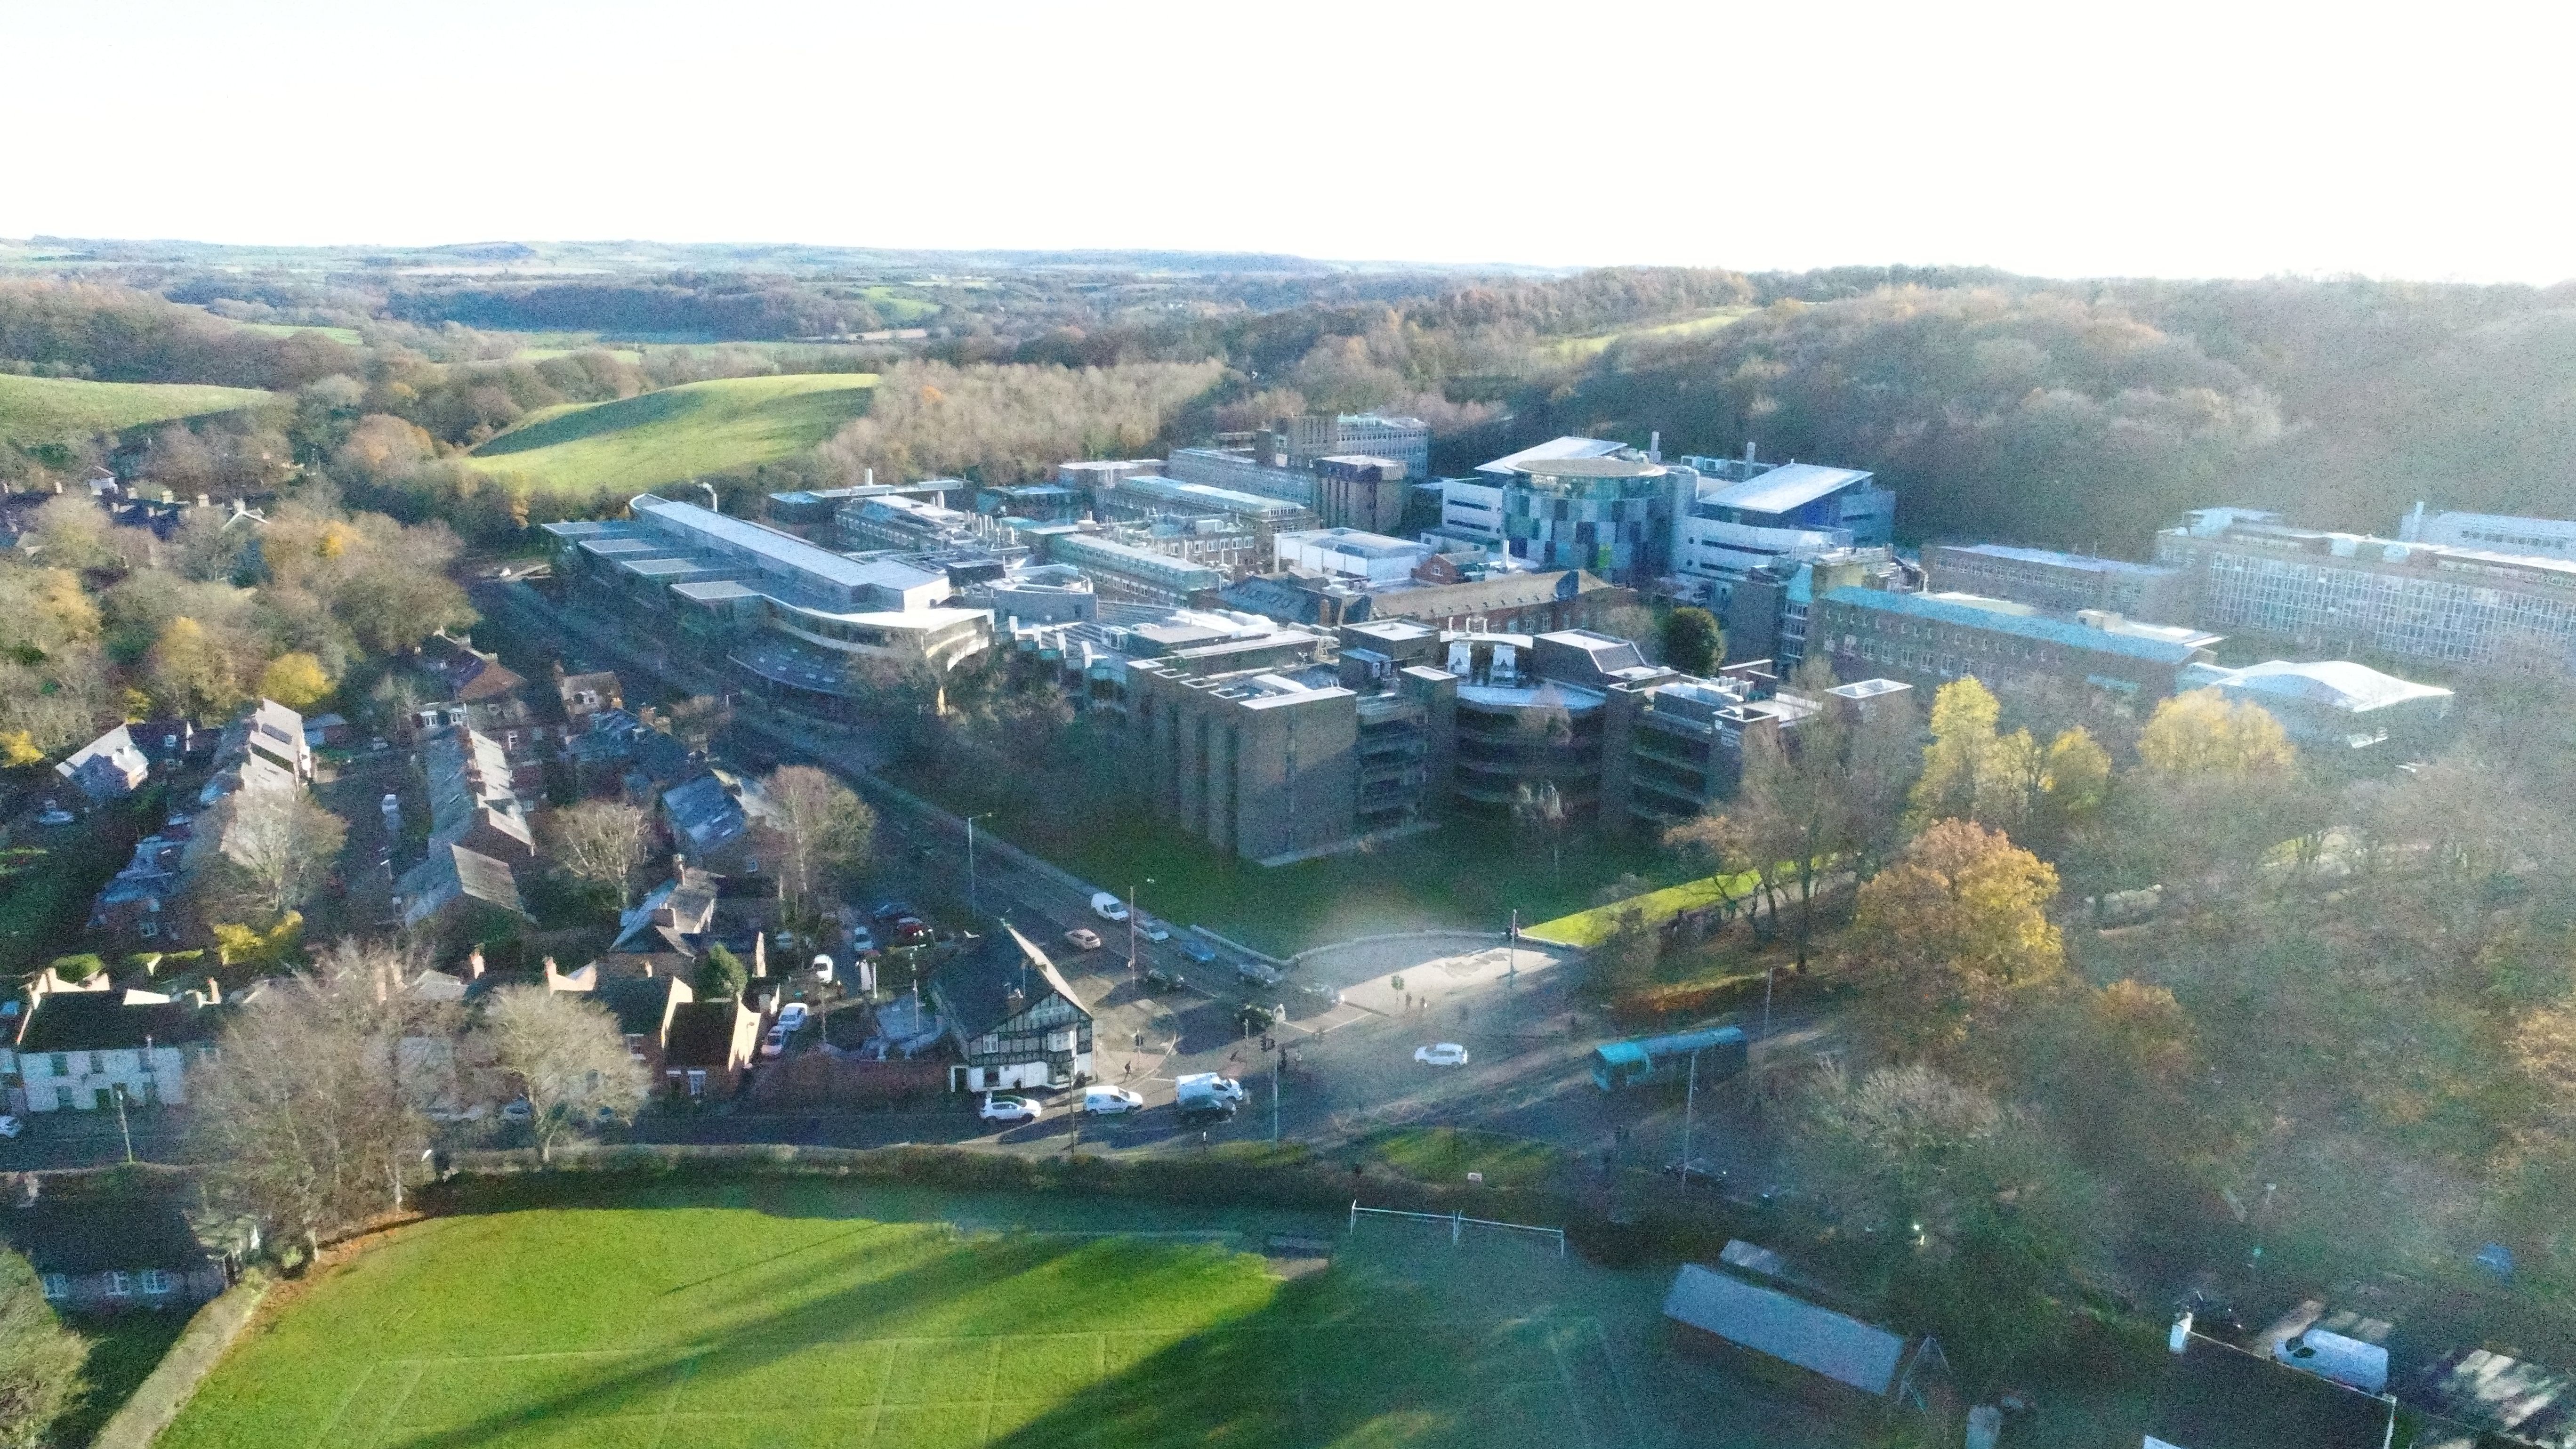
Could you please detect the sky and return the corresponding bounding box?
[5,0,2572,284]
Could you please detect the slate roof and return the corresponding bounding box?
[593,974,689,1038]
[2145,1334,2395,1449]
[397,843,527,926]
[663,1001,746,1070]
[929,927,1090,1039]
[56,725,148,795]
[661,774,749,855]
[0,1196,216,1276]
[19,994,224,1052]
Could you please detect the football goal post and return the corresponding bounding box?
[1348,1200,1567,1258]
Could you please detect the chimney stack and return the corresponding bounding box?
[753,933,767,979]
[2168,1312,2193,1355]
[204,977,220,1005]
[467,945,485,980]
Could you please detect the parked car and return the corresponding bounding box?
[1143,966,1185,993]
[1236,1001,1281,1034]
[1064,928,1103,951]
[33,804,72,827]
[890,917,931,944]
[1082,1085,1144,1116]
[979,1094,1043,1124]
[846,925,876,953]
[1089,892,1130,922]
[0,1115,21,1139]
[1137,919,1171,942]
[761,1026,789,1057]
[1177,937,1217,966]
[776,1002,810,1033]
[1415,1043,1471,1067]
[500,1098,535,1121]
[1236,961,1283,989]
[870,898,916,920]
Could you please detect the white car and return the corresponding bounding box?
[776,1002,810,1033]
[761,1026,789,1057]
[1137,919,1171,943]
[1082,1085,1144,1116]
[847,925,876,953]
[1415,1043,1471,1067]
[980,1094,1043,1124]
[1089,892,1130,922]
[1064,928,1103,951]
[34,806,72,827]
[0,1115,21,1139]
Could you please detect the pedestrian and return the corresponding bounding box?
[1460,1002,1470,1023]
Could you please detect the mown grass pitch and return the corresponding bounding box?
[160,1184,1653,1449]
[466,373,876,493]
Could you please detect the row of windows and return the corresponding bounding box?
[41,1268,175,1299]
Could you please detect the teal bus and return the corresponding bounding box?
[1590,1027,1747,1092]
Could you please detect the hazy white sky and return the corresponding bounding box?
[5,0,2570,283]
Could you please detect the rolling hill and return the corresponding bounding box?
[467,372,877,491]
[0,373,274,445]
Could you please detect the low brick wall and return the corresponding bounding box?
[88,1278,266,1449]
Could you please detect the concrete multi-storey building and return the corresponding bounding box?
[1087,472,1317,541]
[544,496,992,717]
[1165,446,1318,507]
[1273,413,1432,482]
[1809,587,2221,708]
[2399,502,2576,561]
[835,493,984,554]
[1044,531,1227,606]
[2156,507,2576,673]
[1923,543,2184,621]
[1313,455,1411,533]
[1671,450,1895,604]
[1723,547,1914,668]
[1271,528,1434,584]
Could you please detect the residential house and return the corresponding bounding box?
[929,926,1095,1093]
[55,725,149,803]
[612,864,722,957]
[421,730,536,863]
[300,713,353,750]
[660,998,762,1100]
[555,669,624,726]
[413,636,536,749]
[2143,1330,2396,1449]
[84,834,187,942]
[0,1192,228,1312]
[660,773,759,869]
[243,698,313,782]
[394,843,529,936]
[4,990,225,1112]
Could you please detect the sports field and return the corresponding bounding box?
[466,373,876,492]
[0,373,272,444]
[157,1182,1808,1449]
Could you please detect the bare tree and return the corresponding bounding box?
[543,799,650,910]
[663,693,732,753]
[476,986,648,1164]
[763,765,875,913]
[188,943,440,1256]
[213,785,348,921]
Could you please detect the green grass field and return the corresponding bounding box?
[0,374,273,444]
[159,1183,1729,1449]
[467,373,877,493]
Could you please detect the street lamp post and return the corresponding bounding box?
[112,1084,135,1165]
[1677,1048,1700,1192]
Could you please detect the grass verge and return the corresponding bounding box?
[1522,870,1757,947]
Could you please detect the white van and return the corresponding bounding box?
[2272,1327,2388,1395]
[1090,892,1130,922]
[1082,1085,1144,1116]
[1175,1072,1247,1105]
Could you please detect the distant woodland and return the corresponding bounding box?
[1,250,2572,555]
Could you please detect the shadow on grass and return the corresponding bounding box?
[55,1308,191,1448]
